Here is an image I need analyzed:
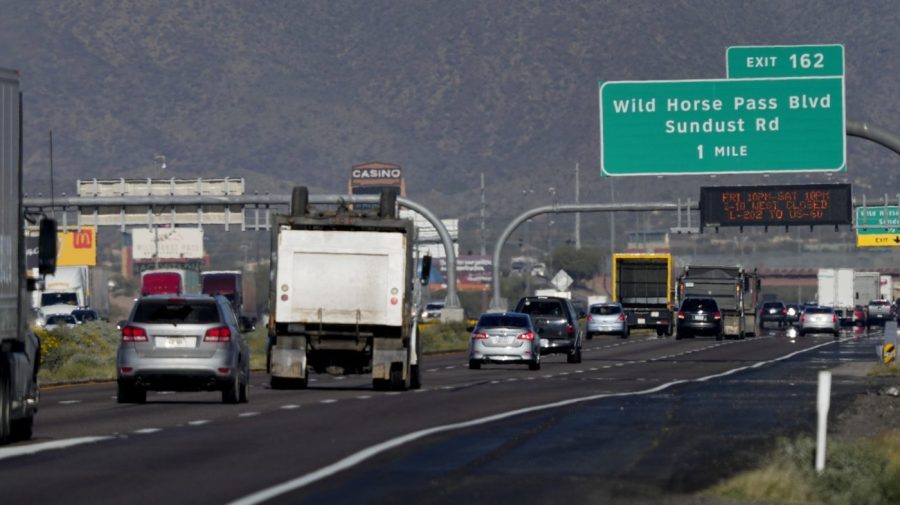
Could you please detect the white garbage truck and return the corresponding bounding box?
[267,187,430,391]
[1,68,57,444]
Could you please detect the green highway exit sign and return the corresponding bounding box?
[856,206,900,234]
[599,77,845,176]
[727,44,844,78]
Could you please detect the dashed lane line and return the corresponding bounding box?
[226,337,850,505]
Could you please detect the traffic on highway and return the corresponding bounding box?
[3,3,900,504]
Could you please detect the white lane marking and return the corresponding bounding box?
[356,395,372,400]
[239,412,260,418]
[575,370,584,374]
[558,372,569,376]
[602,365,612,369]
[226,337,851,505]
[385,392,402,396]
[590,368,598,371]
[134,428,161,434]
[489,380,499,384]
[281,404,301,410]
[542,375,553,378]
[0,437,114,461]
[444,366,456,370]
[58,400,81,405]
[156,391,176,395]
[525,377,536,381]
[506,378,518,382]
[188,420,211,426]
[320,399,337,404]
[334,377,346,381]
[413,389,429,393]
[426,369,439,373]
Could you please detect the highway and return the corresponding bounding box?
[0,327,882,504]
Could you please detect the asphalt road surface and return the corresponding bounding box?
[0,326,882,504]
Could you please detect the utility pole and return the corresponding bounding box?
[574,162,581,250]
[480,172,486,256]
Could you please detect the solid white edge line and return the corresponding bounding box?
[226,337,849,505]
[0,437,114,461]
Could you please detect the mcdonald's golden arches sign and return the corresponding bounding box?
[58,227,97,266]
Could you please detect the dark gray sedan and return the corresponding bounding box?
[116,295,250,404]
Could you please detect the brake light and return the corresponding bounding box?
[517,331,535,341]
[618,313,626,322]
[832,314,838,323]
[471,332,489,340]
[801,314,806,322]
[204,326,232,343]
[586,315,593,322]
[121,326,148,342]
[713,311,722,320]
[782,308,787,315]
[677,311,685,320]
[566,324,575,336]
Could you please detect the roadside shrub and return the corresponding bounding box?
[421,321,469,353]
[707,433,900,505]
[37,321,120,383]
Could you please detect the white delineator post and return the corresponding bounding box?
[816,370,832,474]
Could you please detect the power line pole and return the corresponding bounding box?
[480,172,486,256]
[574,162,581,250]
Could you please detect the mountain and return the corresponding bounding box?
[1,0,898,250]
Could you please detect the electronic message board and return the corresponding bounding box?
[699,184,851,228]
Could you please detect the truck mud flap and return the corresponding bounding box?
[271,336,307,379]
[372,337,408,381]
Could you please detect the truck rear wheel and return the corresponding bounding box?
[389,363,409,391]
[0,364,11,443]
[409,365,422,390]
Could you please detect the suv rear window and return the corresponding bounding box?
[681,298,718,311]
[132,299,220,324]
[762,302,785,309]
[517,299,565,316]
[477,314,530,328]
[590,305,621,315]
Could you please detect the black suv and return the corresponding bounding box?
[514,296,583,363]
[759,301,787,328]
[676,297,724,340]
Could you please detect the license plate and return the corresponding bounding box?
[769,309,777,314]
[693,315,705,321]
[637,318,646,325]
[158,336,193,348]
[651,311,659,317]
[540,338,549,347]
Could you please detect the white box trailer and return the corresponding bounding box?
[267,187,428,391]
[817,268,854,309]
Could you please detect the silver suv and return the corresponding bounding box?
[116,295,250,404]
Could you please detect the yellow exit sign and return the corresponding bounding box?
[857,234,900,247]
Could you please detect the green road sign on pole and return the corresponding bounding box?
[727,44,844,78]
[599,77,845,176]
[856,206,900,234]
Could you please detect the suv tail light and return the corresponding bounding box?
[517,331,535,341]
[781,308,787,315]
[677,311,685,320]
[204,326,232,343]
[618,313,626,322]
[713,311,722,320]
[566,324,575,336]
[832,314,838,323]
[801,314,806,322]
[586,315,593,322]
[471,332,489,340]
[121,326,148,342]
